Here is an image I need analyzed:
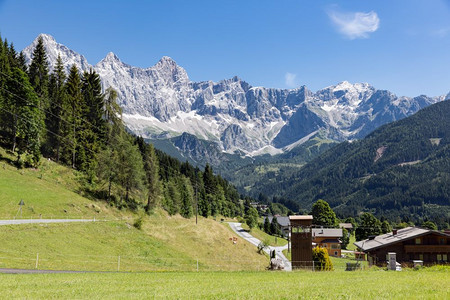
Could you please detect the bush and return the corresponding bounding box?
[133,216,143,230]
[312,246,333,271]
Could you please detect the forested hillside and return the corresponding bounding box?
[260,100,450,226]
[0,35,242,218]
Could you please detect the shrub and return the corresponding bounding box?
[312,246,333,271]
[133,216,143,230]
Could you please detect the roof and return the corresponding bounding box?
[317,238,340,244]
[312,228,343,238]
[354,227,450,251]
[264,216,290,227]
[289,215,313,220]
[339,223,353,229]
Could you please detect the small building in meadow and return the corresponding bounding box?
[289,215,313,269]
[354,227,450,266]
[312,228,343,257]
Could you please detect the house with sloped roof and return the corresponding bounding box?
[264,216,290,237]
[354,227,450,266]
[312,228,343,257]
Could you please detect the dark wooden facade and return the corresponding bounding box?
[289,216,313,268]
[366,232,449,266]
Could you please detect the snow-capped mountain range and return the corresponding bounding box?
[23,34,449,156]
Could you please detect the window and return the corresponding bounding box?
[415,238,421,245]
[334,251,338,256]
[323,243,327,248]
[443,254,447,262]
[331,244,340,249]
[437,254,442,262]
[439,238,445,245]
[419,254,423,261]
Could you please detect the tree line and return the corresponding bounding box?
[0,35,244,218]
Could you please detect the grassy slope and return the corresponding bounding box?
[0,147,118,219]
[0,146,267,271]
[1,267,448,299]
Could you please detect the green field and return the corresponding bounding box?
[1,267,448,299]
[0,147,267,272]
[0,147,118,219]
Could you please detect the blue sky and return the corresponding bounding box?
[0,0,449,97]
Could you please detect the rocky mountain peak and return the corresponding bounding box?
[156,55,177,66]
[103,52,121,63]
[38,33,56,43]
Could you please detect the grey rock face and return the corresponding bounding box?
[22,34,447,156]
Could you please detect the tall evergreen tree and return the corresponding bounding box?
[6,68,43,166]
[143,143,161,212]
[179,176,194,218]
[46,54,67,161]
[17,51,27,73]
[28,35,49,105]
[62,64,83,168]
[116,134,145,205]
[82,69,106,142]
[0,36,12,132]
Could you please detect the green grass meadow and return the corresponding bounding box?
[1,267,448,299]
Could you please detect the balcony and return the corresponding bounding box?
[404,245,449,253]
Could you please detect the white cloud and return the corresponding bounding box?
[285,72,298,88]
[432,27,450,38]
[328,10,380,39]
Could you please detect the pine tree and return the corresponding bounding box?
[115,134,145,205]
[179,176,194,218]
[6,68,43,166]
[143,143,161,211]
[270,216,279,236]
[17,51,27,73]
[62,64,83,168]
[0,36,12,133]
[28,35,49,106]
[82,69,106,142]
[96,144,119,203]
[264,216,271,234]
[46,54,67,161]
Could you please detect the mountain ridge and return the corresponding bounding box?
[22,33,448,157]
[257,99,450,225]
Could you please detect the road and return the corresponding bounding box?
[228,222,292,271]
[0,218,97,226]
[0,268,85,274]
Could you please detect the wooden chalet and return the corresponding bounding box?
[354,227,450,266]
[312,228,343,257]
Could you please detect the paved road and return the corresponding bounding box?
[228,222,292,271]
[0,219,97,226]
[0,268,85,274]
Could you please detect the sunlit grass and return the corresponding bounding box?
[0,266,448,299]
